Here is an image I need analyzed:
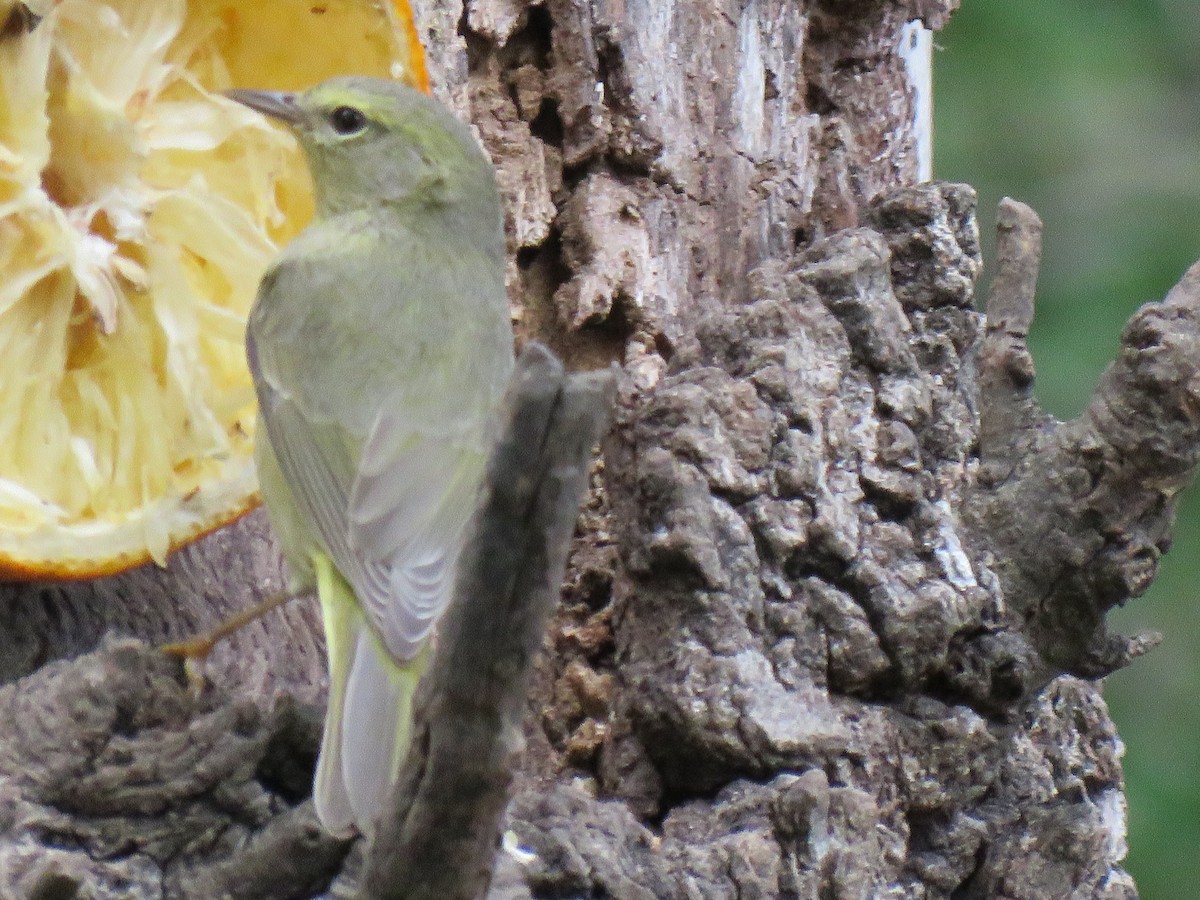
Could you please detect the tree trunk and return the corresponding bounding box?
[2,1,1184,897]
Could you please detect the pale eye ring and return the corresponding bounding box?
[330,105,367,135]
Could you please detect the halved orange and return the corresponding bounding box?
[0,0,427,580]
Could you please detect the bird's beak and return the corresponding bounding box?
[224,89,303,125]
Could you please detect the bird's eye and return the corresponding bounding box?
[329,105,367,135]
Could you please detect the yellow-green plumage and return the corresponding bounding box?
[230,77,513,836]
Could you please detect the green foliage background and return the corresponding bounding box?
[935,1,1200,895]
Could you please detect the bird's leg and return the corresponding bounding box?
[160,587,303,680]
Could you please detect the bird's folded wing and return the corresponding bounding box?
[253,347,487,662]
[254,387,367,585]
[347,396,488,660]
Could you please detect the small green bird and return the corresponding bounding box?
[227,77,513,836]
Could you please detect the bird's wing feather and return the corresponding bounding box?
[250,321,390,608]
[251,325,490,662]
[346,394,488,659]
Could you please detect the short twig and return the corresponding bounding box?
[978,197,1048,478]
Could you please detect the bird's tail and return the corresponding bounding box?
[311,553,426,837]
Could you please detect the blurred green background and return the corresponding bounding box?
[935,1,1200,896]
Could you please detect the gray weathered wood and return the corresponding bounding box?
[359,345,613,899]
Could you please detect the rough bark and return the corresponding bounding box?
[0,639,347,899]
[4,0,1188,898]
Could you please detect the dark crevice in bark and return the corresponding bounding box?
[527,98,564,148]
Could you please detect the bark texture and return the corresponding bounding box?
[4,1,1190,898]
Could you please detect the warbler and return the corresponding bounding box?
[228,77,513,836]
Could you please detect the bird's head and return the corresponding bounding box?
[227,76,496,219]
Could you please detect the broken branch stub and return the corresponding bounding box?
[360,343,615,900]
[965,202,1200,679]
[976,197,1052,482]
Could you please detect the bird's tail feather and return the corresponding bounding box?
[312,553,426,837]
